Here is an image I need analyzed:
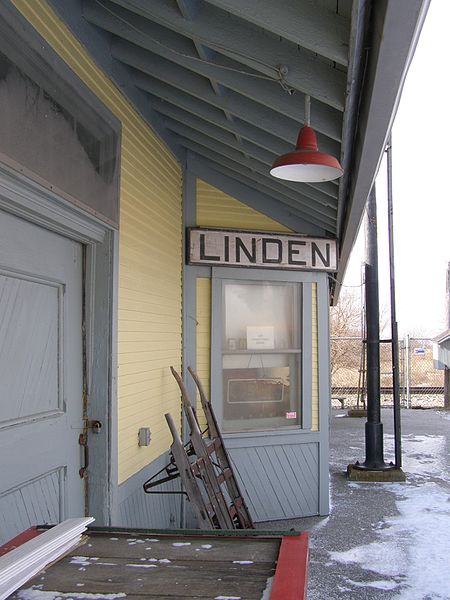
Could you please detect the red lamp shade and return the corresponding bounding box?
[270,126,343,182]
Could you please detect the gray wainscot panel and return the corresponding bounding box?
[0,468,64,545]
[225,433,320,522]
[117,453,182,529]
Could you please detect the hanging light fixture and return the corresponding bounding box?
[270,95,343,182]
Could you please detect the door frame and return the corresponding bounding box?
[0,160,118,525]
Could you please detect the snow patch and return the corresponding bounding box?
[70,557,91,566]
[172,542,191,547]
[260,576,273,600]
[329,476,450,598]
[344,578,399,591]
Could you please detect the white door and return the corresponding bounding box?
[0,209,85,544]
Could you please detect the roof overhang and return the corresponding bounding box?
[47,0,430,300]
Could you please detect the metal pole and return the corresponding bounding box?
[363,186,386,469]
[386,135,402,468]
[405,334,411,408]
[445,263,450,409]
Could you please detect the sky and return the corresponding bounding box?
[342,0,450,338]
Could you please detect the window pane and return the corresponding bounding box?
[222,353,300,432]
[222,282,302,432]
[224,283,299,351]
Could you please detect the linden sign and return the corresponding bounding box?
[187,228,338,272]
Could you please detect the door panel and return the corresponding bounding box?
[0,270,63,425]
[0,209,84,544]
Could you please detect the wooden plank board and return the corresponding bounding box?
[72,534,280,563]
[8,530,308,600]
[270,535,309,600]
[11,555,274,599]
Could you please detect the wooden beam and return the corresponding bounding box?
[203,0,350,66]
[82,1,342,141]
[270,534,309,600]
[187,152,327,236]
[131,66,341,158]
[161,110,337,213]
[106,0,346,110]
[110,38,342,142]
[191,154,337,233]
[175,0,201,20]
[182,138,336,223]
[149,93,337,201]
[182,138,336,231]
[181,141,337,229]
[165,123,337,222]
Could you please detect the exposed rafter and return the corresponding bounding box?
[83,1,343,140]
[48,0,430,286]
[150,98,338,207]
[105,0,346,110]
[201,0,350,66]
[130,68,341,157]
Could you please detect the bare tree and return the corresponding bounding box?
[330,289,362,338]
[330,290,363,382]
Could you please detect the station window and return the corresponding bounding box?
[221,281,302,432]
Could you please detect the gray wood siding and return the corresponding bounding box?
[117,453,181,529]
[228,442,319,521]
[0,467,63,544]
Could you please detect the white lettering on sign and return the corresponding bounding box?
[187,228,338,272]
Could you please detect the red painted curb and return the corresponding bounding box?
[270,533,309,599]
[0,527,43,557]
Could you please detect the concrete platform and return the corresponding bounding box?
[258,408,450,599]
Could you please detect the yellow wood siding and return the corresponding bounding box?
[195,180,291,428]
[311,283,319,431]
[13,1,182,483]
[195,278,211,431]
[197,180,292,232]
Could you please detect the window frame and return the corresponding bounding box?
[211,267,316,437]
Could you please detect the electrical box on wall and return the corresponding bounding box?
[138,427,151,447]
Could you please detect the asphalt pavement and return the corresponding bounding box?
[258,408,450,599]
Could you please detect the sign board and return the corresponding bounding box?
[187,228,338,272]
[246,326,275,350]
[414,348,425,356]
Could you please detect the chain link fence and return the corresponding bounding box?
[331,336,445,409]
